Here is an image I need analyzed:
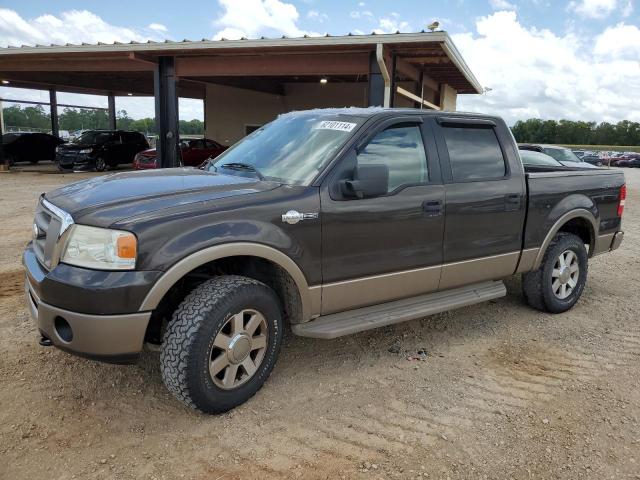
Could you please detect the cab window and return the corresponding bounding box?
[357,124,428,193]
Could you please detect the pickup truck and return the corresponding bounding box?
[23,108,626,413]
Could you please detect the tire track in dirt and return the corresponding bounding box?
[0,269,23,299]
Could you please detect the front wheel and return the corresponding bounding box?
[160,275,283,413]
[95,157,106,172]
[522,232,588,313]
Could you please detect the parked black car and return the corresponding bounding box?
[56,130,149,172]
[2,132,65,165]
[580,154,603,166]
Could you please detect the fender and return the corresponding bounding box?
[532,208,598,270]
[139,242,321,321]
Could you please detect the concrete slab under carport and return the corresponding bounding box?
[0,32,482,167]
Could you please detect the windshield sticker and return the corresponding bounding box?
[315,121,357,132]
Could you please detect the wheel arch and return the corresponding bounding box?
[140,242,320,322]
[532,208,598,270]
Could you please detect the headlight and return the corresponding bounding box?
[55,146,61,153]
[79,148,93,154]
[61,225,137,270]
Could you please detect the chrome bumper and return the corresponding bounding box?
[25,276,151,363]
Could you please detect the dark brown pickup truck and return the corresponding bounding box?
[23,108,625,413]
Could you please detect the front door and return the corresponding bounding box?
[320,117,445,315]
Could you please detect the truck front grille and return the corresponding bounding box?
[33,198,71,271]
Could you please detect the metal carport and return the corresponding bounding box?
[0,32,482,168]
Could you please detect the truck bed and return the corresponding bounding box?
[523,168,625,252]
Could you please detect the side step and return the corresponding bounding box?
[292,281,506,339]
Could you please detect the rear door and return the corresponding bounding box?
[432,117,526,290]
[320,116,445,314]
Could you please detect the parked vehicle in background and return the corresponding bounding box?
[519,150,569,170]
[519,144,599,169]
[56,130,149,172]
[69,129,90,141]
[24,108,625,414]
[133,138,227,169]
[2,132,65,165]
[572,150,586,158]
[625,156,640,168]
[581,154,604,166]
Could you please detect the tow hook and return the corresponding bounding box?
[39,335,53,347]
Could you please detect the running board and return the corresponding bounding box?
[292,281,506,339]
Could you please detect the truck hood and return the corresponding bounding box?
[44,168,277,227]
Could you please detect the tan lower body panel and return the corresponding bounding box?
[321,264,441,315]
[439,251,520,290]
[592,232,615,256]
[515,248,539,274]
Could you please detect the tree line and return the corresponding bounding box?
[3,104,639,146]
[1,105,204,135]
[511,118,640,146]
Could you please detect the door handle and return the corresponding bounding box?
[505,193,521,211]
[422,200,443,217]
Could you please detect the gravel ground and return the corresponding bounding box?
[1,165,639,480]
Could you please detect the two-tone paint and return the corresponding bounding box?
[23,108,625,362]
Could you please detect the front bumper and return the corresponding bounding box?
[23,244,157,363]
[56,152,94,171]
[25,278,150,363]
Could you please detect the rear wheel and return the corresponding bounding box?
[160,275,283,413]
[522,232,588,313]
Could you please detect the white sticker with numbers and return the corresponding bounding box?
[315,121,357,132]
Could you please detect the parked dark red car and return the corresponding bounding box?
[133,138,227,169]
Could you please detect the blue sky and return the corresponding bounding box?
[1,0,639,124]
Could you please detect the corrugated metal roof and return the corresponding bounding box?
[0,31,482,94]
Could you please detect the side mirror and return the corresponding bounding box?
[340,163,389,199]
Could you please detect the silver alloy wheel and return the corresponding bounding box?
[551,249,580,300]
[209,309,268,390]
[96,157,106,171]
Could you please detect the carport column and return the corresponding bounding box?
[49,89,59,138]
[367,51,385,107]
[154,56,180,168]
[107,93,117,130]
[0,100,5,168]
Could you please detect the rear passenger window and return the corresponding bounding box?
[357,124,428,193]
[442,126,506,181]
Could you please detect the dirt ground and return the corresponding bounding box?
[1,164,639,480]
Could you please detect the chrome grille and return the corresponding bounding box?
[32,198,73,270]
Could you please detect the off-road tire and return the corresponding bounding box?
[160,275,283,413]
[522,232,588,313]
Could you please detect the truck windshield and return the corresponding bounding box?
[74,131,112,145]
[542,147,583,164]
[207,113,364,185]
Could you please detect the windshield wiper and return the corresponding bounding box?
[218,162,265,180]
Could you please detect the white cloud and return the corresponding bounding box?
[0,8,162,47]
[212,0,317,40]
[489,0,517,10]
[454,11,640,124]
[307,10,329,22]
[147,23,168,33]
[372,15,412,34]
[594,22,640,59]
[567,0,630,18]
[349,10,373,19]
